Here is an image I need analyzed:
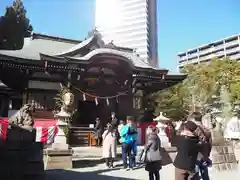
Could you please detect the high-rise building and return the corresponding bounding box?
[95,0,158,67]
[178,34,240,70]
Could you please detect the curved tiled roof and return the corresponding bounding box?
[0,34,77,60]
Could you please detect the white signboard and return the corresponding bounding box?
[89,124,94,128]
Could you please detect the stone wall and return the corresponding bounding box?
[0,126,44,180]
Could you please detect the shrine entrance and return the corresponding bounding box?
[72,96,120,126]
[76,100,101,125]
[67,51,134,126]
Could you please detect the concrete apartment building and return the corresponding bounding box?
[95,0,158,67]
[178,34,240,70]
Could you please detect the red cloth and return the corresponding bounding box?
[34,119,58,144]
[0,118,58,144]
[34,119,57,127]
[35,126,58,144]
[165,125,170,138]
[0,119,8,140]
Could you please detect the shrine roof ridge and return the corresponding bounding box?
[32,33,82,44]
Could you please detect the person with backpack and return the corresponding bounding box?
[130,120,138,167]
[120,116,138,170]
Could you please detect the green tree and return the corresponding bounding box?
[150,57,240,120]
[0,0,33,50]
[149,84,188,121]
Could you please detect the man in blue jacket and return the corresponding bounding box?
[120,116,138,170]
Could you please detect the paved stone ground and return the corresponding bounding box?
[46,160,239,180]
[45,146,240,180]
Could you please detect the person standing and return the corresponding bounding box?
[174,121,200,180]
[130,120,138,167]
[102,123,117,168]
[120,116,137,170]
[140,125,162,180]
[104,112,118,140]
[167,122,176,146]
[94,117,103,147]
[118,120,125,134]
[118,120,125,143]
[189,112,212,180]
[110,112,118,131]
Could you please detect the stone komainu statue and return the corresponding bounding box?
[8,104,35,128]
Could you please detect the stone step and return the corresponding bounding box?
[69,128,91,146]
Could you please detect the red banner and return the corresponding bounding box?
[0,119,8,140]
[0,118,58,144]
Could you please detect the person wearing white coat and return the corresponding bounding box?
[102,124,117,168]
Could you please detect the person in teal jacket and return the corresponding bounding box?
[130,123,138,167]
[120,116,138,170]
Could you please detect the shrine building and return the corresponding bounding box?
[0,30,185,145]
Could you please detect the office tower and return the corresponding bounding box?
[95,0,158,67]
[178,34,240,70]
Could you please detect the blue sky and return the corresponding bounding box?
[1,0,240,71]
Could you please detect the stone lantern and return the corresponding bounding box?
[44,91,74,169]
[153,112,170,147]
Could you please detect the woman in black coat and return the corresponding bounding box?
[174,121,200,180]
[141,125,162,180]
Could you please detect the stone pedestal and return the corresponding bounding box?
[52,119,69,149]
[44,149,73,169]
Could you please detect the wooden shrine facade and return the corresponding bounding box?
[0,30,186,125]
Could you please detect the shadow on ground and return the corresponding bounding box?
[73,154,123,168]
[46,169,138,180]
[72,149,173,169]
